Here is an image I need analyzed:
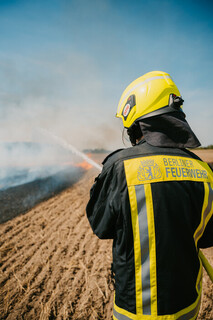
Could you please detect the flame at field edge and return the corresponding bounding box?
[74,160,93,170]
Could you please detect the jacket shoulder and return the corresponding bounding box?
[102,149,124,165]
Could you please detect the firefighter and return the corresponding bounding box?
[86,71,213,320]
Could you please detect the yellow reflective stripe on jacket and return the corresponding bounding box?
[128,185,143,314]
[144,184,157,316]
[194,182,213,247]
[113,290,201,319]
[128,184,157,316]
[124,155,213,186]
[195,260,203,294]
[199,250,213,283]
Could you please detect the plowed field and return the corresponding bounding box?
[0,151,212,320]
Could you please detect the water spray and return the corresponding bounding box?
[38,128,102,171]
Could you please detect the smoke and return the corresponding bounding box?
[0,51,123,196]
[0,164,84,223]
[0,52,123,196]
[38,128,102,171]
[0,51,123,222]
[0,1,124,204]
[0,137,88,222]
[0,52,122,151]
[0,140,79,190]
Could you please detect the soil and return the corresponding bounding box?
[0,151,212,320]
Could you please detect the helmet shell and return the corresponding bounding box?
[116,71,182,128]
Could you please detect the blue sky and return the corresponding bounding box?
[0,0,212,149]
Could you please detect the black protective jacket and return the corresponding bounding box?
[86,141,213,320]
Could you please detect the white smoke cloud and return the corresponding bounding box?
[0,48,123,192]
[0,50,123,150]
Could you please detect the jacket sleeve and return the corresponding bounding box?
[198,175,213,248]
[86,164,118,239]
[198,215,213,248]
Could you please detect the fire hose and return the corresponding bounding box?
[39,128,213,283]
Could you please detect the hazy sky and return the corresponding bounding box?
[0,0,212,149]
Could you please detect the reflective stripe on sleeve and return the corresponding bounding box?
[194,182,213,247]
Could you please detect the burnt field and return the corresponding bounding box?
[0,151,212,319]
[0,166,84,224]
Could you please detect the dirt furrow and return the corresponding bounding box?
[0,190,87,277]
[0,171,104,319]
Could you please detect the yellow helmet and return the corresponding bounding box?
[116,71,184,128]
